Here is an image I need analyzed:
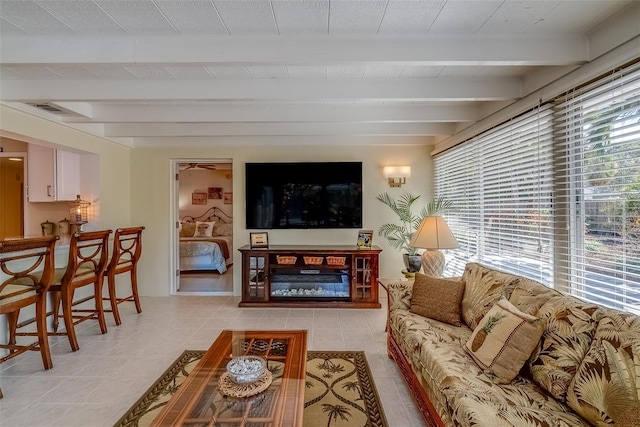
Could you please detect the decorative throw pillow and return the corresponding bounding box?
[213,222,233,236]
[508,277,560,316]
[461,263,519,330]
[179,222,196,237]
[528,295,602,402]
[566,311,640,426]
[194,221,215,237]
[410,273,465,326]
[465,298,545,384]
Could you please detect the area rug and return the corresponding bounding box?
[115,350,388,427]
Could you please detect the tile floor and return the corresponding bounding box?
[0,291,424,426]
[178,266,234,293]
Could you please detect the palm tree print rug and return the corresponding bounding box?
[115,350,387,427]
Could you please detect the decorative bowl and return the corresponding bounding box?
[226,356,267,384]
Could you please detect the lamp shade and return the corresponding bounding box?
[68,195,90,226]
[410,216,459,250]
[382,166,411,179]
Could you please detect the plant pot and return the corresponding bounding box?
[403,254,422,273]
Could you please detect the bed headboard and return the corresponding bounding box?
[181,207,232,224]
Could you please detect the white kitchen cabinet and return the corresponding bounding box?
[27,144,80,202]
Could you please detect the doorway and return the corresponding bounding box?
[174,160,233,294]
[0,153,27,239]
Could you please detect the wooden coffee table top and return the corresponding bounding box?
[151,330,308,427]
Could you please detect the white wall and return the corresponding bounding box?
[0,106,131,232]
[131,144,433,297]
[179,166,233,220]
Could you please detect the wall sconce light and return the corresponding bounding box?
[68,194,90,232]
[382,166,411,187]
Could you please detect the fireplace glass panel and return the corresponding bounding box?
[270,271,350,298]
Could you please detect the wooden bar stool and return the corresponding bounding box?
[49,230,111,352]
[104,226,144,325]
[0,236,58,382]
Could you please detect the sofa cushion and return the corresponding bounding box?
[529,295,602,402]
[391,310,591,426]
[465,298,545,384]
[566,310,640,426]
[410,273,465,326]
[508,276,561,316]
[439,371,591,427]
[461,263,520,329]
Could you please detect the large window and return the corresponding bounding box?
[554,63,640,313]
[435,106,554,283]
[435,62,640,314]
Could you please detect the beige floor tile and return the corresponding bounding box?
[2,402,73,426]
[0,295,423,426]
[37,376,105,404]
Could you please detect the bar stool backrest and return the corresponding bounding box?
[107,226,145,276]
[0,236,58,297]
[64,230,111,284]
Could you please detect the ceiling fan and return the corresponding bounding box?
[179,163,218,171]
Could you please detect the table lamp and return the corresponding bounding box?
[410,216,459,277]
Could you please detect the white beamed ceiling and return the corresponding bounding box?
[1,0,639,148]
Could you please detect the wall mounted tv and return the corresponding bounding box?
[245,162,363,229]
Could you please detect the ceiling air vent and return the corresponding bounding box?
[27,103,67,114]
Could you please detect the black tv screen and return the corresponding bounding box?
[245,162,363,229]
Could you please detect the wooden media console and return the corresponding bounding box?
[238,245,382,308]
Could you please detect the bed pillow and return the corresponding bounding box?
[213,222,233,236]
[410,273,465,326]
[465,298,545,384]
[179,222,196,237]
[194,221,215,237]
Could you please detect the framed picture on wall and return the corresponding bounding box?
[208,187,223,199]
[224,192,233,204]
[192,192,207,205]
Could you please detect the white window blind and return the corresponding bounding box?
[435,105,555,283]
[554,62,640,314]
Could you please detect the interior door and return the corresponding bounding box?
[0,153,26,239]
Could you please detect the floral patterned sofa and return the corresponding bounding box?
[387,262,640,427]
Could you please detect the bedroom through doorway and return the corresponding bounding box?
[176,161,233,294]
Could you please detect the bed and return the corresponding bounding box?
[179,207,233,274]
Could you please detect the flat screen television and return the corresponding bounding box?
[245,162,362,229]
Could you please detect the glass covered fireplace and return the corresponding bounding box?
[270,268,350,299]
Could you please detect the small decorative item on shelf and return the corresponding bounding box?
[250,232,269,248]
[276,255,297,265]
[357,229,373,249]
[303,256,324,265]
[68,195,90,232]
[326,256,346,266]
[58,218,70,237]
[40,220,55,236]
[226,356,267,384]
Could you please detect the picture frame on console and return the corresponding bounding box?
[250,232,269,248]
[357,230,373,249]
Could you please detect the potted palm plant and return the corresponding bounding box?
[376,193,452,274]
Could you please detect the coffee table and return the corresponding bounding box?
[151,330,308,427]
